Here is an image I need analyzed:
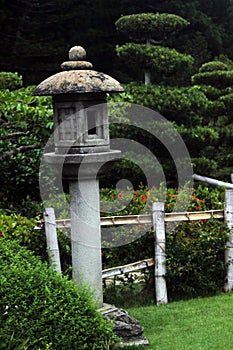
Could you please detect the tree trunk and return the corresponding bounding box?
[144,39,151,85]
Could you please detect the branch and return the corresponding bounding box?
[0,143,42,161]
[129,36,163,44]
[0,131,29,140]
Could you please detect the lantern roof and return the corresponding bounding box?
[33,46,124,96]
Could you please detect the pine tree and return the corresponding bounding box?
[115,12,193,85]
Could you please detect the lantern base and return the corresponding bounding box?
[44,150,121,180]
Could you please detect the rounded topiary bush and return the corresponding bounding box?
[115,13,189,41]
[0,239,116,350]
[199,61,228,73]
[191,70,233,88]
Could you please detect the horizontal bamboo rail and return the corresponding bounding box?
[192,173,233,189]
[102,258,154,279]
[35,209,224,230]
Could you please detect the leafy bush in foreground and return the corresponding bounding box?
[0,239,116,349]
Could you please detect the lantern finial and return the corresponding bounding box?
[69,46,86,61]
[61,46,93,70]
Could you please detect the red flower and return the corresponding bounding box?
[140,195,147,202]
[118,193,123,199]
[0,232,3,237]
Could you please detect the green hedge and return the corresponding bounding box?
[166,219,229,300]
[0,239,117,349]
[0,72,23,90]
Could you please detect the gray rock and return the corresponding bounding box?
[99,303,149,347]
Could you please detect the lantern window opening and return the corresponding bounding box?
[84,105,105,142]
[87,109,97,135]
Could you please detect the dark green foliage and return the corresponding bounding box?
[115,83,209,124]
[0,212,46,259]
[0,209,72,274]
[116,43,194,77]
[196,84,222,100]
[0,239,116,349]
[199,60,228,73]
[1,0,233,83]
[109,78,233,180]
[191,70,233,88]
[0,0,125,84]
[115,11,192,85]
[0,85,53,210]
[115,12,189,41]
[219,93,233,114]
[0,72,23,90]
[166,219,229,300]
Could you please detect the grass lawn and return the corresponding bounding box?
[114,292,233,350]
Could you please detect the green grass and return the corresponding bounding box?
[114,293,233,350]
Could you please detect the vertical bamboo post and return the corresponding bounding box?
[44,208,61,273]
[224,190,233,291]
[153,202,168,305]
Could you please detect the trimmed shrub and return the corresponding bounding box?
[110,83,210,123]
[0,72,23,90]
[0,239,117,349]
[196,84,222,100]
[191,70,233,88]
[199,61,228,73]
[116,43,194,76]
[115,13,189,41]
[219,93,233,114]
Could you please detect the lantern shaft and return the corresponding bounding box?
[70,178,103,306]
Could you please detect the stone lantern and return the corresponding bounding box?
[34,46,124,305]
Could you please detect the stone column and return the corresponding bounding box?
[69,177,103,306]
